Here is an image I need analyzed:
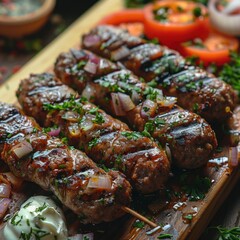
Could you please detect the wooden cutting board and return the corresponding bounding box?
[0,0,239,239]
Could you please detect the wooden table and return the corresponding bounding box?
[0,0,239,239]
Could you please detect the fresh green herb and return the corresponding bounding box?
[11,213,23,226]
[23,201,32,209]
[213,226,240,240]
[88,138,99,149]
[35,202,47,212]
[192,6,202,17]
[133,220,145,229]
[154,7,169,22]
[193,103,199,112]
[77,60,87,69]
[158,233,173,239]
[121,131,142,140]
[219,51,240,98]
[181,174,211,201]
[183,214,193,220]
[58,164,66,169]
[43,96,83,114]
[88,108,105,124]
[143,87,162,101]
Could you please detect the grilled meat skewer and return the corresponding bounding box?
[54,49,218,169]
[82,25,238,123]
[17,73,170,194]
[0,102,131,223]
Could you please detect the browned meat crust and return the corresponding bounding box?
[0,102,131,223]
[54,49,218,169]
[17,73,170,193]
[81,25,238,123]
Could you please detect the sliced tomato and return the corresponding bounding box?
[143,0,209,49]
[98,9,145,36]
[179,31,239,66]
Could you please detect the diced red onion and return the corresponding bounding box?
[208,0,240,35]
[0,198,11,219]
[0,173,23,191]
[12,140,33,159]
[118,93,135,112]
[111,46,130,61]
[131,90,141,105]
[165,145,172,163]
[62,111,79,122]
[84,60,97,74]
[229,147,239,168]
[83,34,101,47]
[159,97,177,107]
[48,128,61,137]
[140,99,157,118]
[228,130,240,147]
[88,54,100,65]
[87,175,112,190]
[81,84,95,101]
[0,184,11,198]
[111,93,126,116]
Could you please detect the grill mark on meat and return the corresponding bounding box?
[0,102,132,223]
[82,25,238,123]
[54,49,218,169]
[17,73,170,194]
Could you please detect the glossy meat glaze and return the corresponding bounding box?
[54,49,218,169]
[17,73,170,193]
[82,25,238,123]
[0,102,131,223]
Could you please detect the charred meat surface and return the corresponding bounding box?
[82,25,238,123]
[17,73,170,194]
[54,49,218,169]
[0,102,131,223]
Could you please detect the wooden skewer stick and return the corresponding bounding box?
[122,206,158,228]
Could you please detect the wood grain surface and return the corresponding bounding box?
[0,0,239,239]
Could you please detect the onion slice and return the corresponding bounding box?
[12,140,33,159]
[0,172,23,191]
[118,93,135,112]
[111,93,126,116]
[229,146,239,168]
[87,175,112,190]
[48,128,61,137]
[208,0,240,36]
[81,84,95,101]
[0,198,11,219]
[0,184,11,198]
[84,60,98,74]
[111,46,130,61]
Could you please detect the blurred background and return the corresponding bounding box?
[0,0,99,83]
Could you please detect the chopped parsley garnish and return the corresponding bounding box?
[142,118,166,138]
[158,233,173,239]
[43,96,83,114]
[192,6,202,17]
[35,202,48,212]
[183,214,193,220]
[143,87,162,101]
[121,131,143,140]
[11,213,23,226]
[212,226,240,240]
[133,219,145,229]
[219,51,240,98]
[154,7,169,22]
[88,138,100,149]
[181,174,211,201]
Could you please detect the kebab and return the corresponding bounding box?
[81,25,238,123]
[16,73,170,194]
[54,48,218,169]
[0,102,131,224]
